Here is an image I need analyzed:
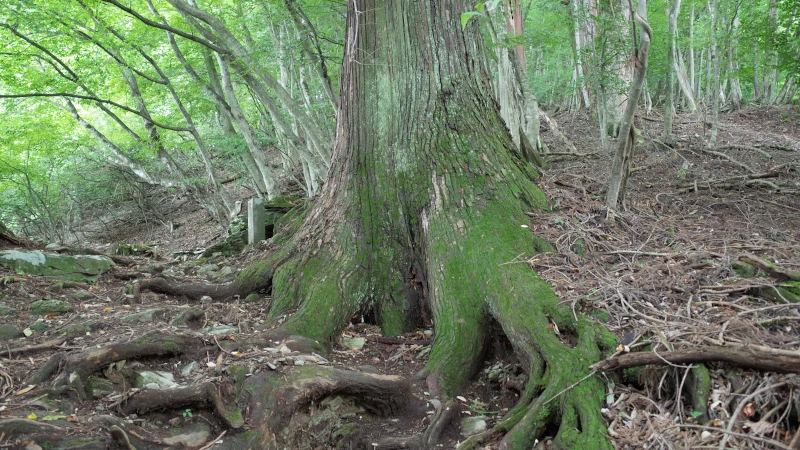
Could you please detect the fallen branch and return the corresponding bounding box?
[739,254,800,281]
[121,382,243,429]
[715,144,774,160]
[698,148,757,173]
[3,337,67,357]
[591,345,800,373]
[677,172,779,193]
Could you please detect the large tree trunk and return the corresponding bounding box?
[35,1,617,448]
[262,1,616,447]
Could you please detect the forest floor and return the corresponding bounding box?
[0,105,799,449]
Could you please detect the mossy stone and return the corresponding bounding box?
[29,320,49,331]
[244,293,262,303]
[31,299,75,315]
[0,324,23,341]
[0,302,15,316]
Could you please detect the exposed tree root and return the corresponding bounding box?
[32,332,203,400]
[739,254,800,281]
[120,381,244,429]
[591,345,800,373]
[136,247,292,301]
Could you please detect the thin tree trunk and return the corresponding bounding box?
[216,54,279,199]
[708,0,721,147]
[606,0,652,210]
[663,0,681,141]
[689,0,696,95]
[775,75,795,104]
[676,48,698,110]
[571,0,591,109]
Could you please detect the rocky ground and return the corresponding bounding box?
[0,105,798,449]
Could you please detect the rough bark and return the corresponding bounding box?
[236,1,619,448]
[24,1,628,448]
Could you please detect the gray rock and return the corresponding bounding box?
[86,377,115,398]
[181,361,200,377]
[215,266,234,279]
[197,264,219,277]
[200,324,238,335]
[0,302,15,316]
[31,299,75,316]
[135,371,177,389]
[200,295,213,304]
[160,422,212,447]
[0,250,114,282]
[460,416,488,437]
[72,290,93,300]
[0,324,23,341]
[341,337,366,350]
[121,309,167,324]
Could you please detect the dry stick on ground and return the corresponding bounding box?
[2,337,67,358]
[715,144,775,160]
[719,381,791,450]
[677,172,779,193]
[591,345,800,373]
[698,148,757,173]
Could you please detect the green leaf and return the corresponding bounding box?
[461,11,480,30]
[689,411,704,418]
[488,0,501,10]
[475,2,485,13]
[41,415,68,421]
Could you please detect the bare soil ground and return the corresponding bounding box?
[0,106,798,449]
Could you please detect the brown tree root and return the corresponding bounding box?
[32,332,204,399]
[137,276,239,300]
[236,367,410,448]
[121,381,244,429]
[95,414,213,449]
[591,345,800,373]
[136,247,291,301]
[376,399,459,449]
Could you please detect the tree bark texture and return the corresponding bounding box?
[244,1,619,448]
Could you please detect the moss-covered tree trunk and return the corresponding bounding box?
[241,1,618,448]
[121,1,618,447]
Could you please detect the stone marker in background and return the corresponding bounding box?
[247,198,265,244]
